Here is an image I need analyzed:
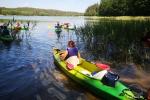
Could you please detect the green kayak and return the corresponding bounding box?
[68,27,75,30]
[0,35,13,42]
[55,28,62,33]
[21,27,29,30]
[53,49,144,100]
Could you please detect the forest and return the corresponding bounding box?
[0,7,83,16]
[85,0,150,16]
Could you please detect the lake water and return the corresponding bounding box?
[0,16,149,100]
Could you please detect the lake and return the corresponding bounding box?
[0,16,150,100]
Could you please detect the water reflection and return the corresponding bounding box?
[55,30,62,40]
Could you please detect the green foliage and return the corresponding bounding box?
[132,0,150,16]
[84,4,99,16]
[99,0,114,15]
[85,0,150,16]
[0,7,83,16]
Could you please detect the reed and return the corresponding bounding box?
[77,18,150,66]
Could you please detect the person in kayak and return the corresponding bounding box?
[60,40,80,69]
[55,22,61,28]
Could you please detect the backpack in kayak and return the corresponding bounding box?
[101,71,119,87]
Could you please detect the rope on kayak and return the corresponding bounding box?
[120,88,145,100]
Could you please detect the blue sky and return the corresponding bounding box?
[0,0,100,13]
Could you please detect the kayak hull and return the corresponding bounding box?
[0,35,13,42]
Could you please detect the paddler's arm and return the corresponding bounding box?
[60,50,68,60]
[77,52,80,59]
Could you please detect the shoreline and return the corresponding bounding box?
[85,16,150,20]
[0,15,150,22]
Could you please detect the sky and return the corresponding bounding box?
[0,0,100,13]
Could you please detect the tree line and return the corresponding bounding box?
[85,0,150,16]
[0,7,83,16]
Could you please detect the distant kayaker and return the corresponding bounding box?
[55,22,61,28]
[60,40,80,68]
[63,23,69,29]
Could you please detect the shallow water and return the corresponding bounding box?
[0,16,149,100]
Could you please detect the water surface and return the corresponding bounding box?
[0,16,149,100]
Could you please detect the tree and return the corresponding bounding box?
[99,0,114,16]
[84,3,99,16]
[133,0,150,16]
[86,0,150,16]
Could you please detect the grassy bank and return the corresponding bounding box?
[85,16,150,21]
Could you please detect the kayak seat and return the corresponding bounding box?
[79,60,101,73]
[75,66,92,77]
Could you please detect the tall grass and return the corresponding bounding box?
[77,18,150,67]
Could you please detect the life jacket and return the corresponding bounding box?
[67,47,78,58]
